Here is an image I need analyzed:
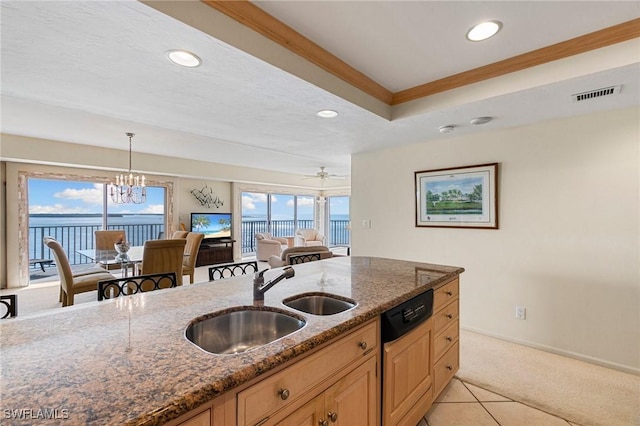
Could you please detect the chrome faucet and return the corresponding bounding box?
[253,267,295,303]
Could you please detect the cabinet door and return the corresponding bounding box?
[278,395,324,426]
[324,357,377,426]
[382,318,433,426]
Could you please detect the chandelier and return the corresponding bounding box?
[110,132,146,204]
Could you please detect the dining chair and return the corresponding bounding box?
[208,260,258,281]
[97,272,177,301]
[44,236,117,306]
[139,239,187,286]
[1,294,17,318]
[95,230,126,271]
[182,232,204,284]
[171,231,189,239]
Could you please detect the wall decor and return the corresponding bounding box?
[190,184,223,208]
[415,163,498,229]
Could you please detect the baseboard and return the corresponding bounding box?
[460,326,640,376]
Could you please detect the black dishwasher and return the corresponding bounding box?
[380,289,434,425]
[381,289,434,343]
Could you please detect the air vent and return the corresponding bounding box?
[572,85,621,102]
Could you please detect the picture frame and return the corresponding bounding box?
[415,163,498,229]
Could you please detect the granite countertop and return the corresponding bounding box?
[0,256,464,425]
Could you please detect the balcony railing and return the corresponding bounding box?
[29,224,164,266]
[28,219,350,267]
[240,219,350,253]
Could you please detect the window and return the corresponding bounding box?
[327,196,350,246]
[241,192,316,254]
[27,177,166,281]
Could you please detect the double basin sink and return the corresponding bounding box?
[186,293,357,355]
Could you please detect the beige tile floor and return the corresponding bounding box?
[419,378,582,426]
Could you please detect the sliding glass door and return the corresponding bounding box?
[327,196,350,247]
[28,177,166,281]
[241,192,316,254]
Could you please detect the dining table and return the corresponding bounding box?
[77,246,144,277]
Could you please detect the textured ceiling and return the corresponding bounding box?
[1,1,639,185]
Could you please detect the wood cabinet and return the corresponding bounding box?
[382,317,433,426]
[179,410,211,426]
[236,319,379,426]
[431,278,460,399]
[279,357,377,426]
[195,240,234,267]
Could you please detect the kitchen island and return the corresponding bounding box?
[0,257,463,425]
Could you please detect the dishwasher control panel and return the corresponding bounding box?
[381,289,434,343]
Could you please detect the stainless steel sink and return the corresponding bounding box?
[283,293,356,316]
[185,307,306,355]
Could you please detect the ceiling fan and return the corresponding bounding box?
[303,166,346,180]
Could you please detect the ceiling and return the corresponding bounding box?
[1,1,639,184]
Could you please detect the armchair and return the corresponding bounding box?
[295,228,325,247]
[255,232,288,261]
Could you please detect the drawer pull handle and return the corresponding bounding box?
[319,420,328,426]
[358,341,367,350]
[278,388,290,400]
[446,336,453,342]
[446,314,453,319]
[445,291,453,296]
[328,412,338,422]
[446,365,453,371]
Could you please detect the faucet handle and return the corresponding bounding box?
[256,268,268,278]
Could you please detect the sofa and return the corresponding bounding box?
[268,245,334,268]
[294,228,325,247]
[255,232,288,261]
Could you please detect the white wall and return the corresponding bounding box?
[351,108,640,372]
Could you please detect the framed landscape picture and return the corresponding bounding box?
[415,163,498,229]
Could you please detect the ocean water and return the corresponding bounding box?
[29,214,164,264]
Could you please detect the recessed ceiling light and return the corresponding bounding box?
[470,116,493,125]
[439,125,455,134]
[166,50,202,68]
[317,110,338,118]
[466,21,502,42]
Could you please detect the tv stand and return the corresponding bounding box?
[196,239,235,267]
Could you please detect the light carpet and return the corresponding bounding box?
[456,329,640,426]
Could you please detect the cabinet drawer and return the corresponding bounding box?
[433,299,459,334]
[237,320,378,426]
[433,278,459,313]
[433,319,459,361]
[433,342,459,399]
[178,410,210,426]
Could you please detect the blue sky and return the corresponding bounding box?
[28,179,165,214]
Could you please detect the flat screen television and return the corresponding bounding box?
[190,212,232,240]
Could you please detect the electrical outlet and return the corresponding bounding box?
[515,306,526,320]
[362,219,371,229]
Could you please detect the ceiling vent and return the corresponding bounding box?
[571,85,621,102]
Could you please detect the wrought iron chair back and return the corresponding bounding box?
[97,272,177,301]
[288,253,322,265]
[208,261,259,281]
[1,294,17,318]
